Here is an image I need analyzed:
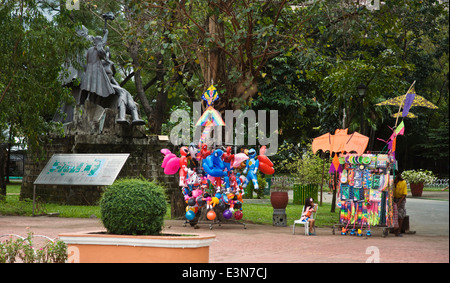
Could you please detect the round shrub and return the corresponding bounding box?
[100,178,167,235]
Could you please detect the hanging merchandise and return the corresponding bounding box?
[335,152,395,237]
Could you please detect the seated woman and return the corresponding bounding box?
[300,198,318,235]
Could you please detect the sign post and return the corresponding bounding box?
[33,154,129,216]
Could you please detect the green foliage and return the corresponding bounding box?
[100,178,167,235]
[402,169,436,185]
[0,230,67,263]
[274,143,330,185]
[0,0,85,152]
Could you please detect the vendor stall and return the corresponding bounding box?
[332,153,396,237]
[312,128,396,237]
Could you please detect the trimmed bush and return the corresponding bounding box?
[100,178,167,235]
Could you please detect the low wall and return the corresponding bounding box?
[20,102,182,215]
[20,134,179,206]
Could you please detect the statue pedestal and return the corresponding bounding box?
[20,101,179,206]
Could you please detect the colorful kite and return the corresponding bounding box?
[196,84,226,147]
[195,85,225,127]
[202,85,219,106]
[196,106,225,127]
[312,128,369,156]
[376,82,438,125]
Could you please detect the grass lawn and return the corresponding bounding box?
[8,180,447,227]
[1,181,340,227]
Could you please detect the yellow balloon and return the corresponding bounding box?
[211,197,219,204]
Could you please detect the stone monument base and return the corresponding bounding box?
[20,101,179,208]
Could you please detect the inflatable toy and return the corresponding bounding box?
[185,210,195,220]
[207,210,216,220]
[223,209,233,219]
[242,148,260,190]
[234,210,243,220]
[160,149,180,175]
[222,146,235,172]
[179,146,189,187]
[202,149,226,178]
[258,146,275,175]
[232,153,248,169]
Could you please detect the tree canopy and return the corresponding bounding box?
[0,0,448,176]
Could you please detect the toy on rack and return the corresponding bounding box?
[161,148,180,175]
[222,146,235,173]
[179,146,189,187]
[242,148,260,190]
[257,146,275,175]
[161,85,268,229]
[196,85,225,146]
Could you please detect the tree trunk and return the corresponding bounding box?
[0,145,7,200]
[149,52,168,134]
[129,41,153,126]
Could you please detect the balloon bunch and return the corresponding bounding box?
[161,144,274,224]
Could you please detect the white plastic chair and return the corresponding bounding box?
[293,204,318,235]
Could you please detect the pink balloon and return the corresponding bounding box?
[164,157,180,175]
[161,149,181,175]
[192,189,202,198]
[232,153,249,168]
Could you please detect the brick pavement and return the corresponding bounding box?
[0,191,448,263]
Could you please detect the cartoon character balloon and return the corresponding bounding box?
[179,146,189,187]
[242,148,260,190]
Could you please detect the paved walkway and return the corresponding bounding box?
[1,191,448,263]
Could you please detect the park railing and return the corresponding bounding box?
[407,178,449,190]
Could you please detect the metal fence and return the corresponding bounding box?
[406,179,449,189]
[423,179,449,189]
[270,176,302,188]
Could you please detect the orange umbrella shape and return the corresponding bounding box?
[312,128,369,156]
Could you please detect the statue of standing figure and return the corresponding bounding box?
[78,13,144,126]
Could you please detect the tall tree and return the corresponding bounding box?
[0,0,84,151]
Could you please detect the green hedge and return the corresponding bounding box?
[99,178,167,235]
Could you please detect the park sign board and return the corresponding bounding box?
[34,153,129,186]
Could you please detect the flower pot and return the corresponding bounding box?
[59,231,215,263]
[410,182,424,197]
[270,191,289,209]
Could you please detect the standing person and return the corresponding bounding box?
[394,173,407,237]
[300,198,317,235]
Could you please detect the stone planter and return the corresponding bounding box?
[410,182,424,197]
[59,231,215,263]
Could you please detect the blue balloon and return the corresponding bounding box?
[185,210,195,220]
[202,149,226,177]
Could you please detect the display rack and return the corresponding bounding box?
[332,153,395,237]
[183,206,246,230]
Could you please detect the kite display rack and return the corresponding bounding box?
[331,152,396,238]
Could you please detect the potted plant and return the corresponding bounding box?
[401,170,436,197]
[270,176,291,209]
[59,178,215,263]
